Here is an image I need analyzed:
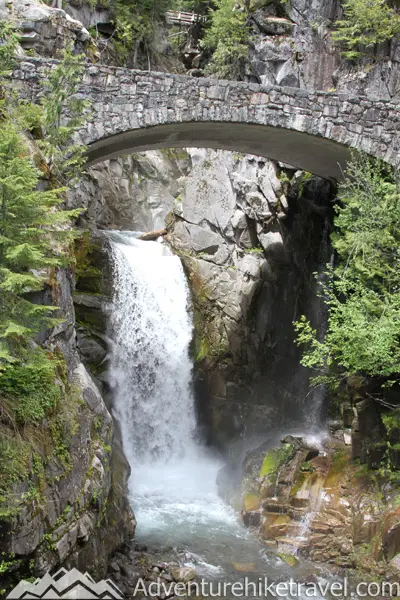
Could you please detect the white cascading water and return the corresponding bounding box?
[107,232,242,565]
[107,231,196,463]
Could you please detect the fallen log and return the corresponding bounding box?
[138,228,167,241]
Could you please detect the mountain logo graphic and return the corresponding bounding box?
[6,567,124,599]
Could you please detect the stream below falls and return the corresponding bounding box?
[106,232,364,600]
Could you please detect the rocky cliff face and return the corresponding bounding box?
[69,150,191,232]
[167,149,333,451]
[248,0,399,99]
[0,261,135,592]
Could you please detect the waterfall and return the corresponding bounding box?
[106,232,235,557]
[105,231,273,578]
[104,231,339,594]
[107,232,197,464]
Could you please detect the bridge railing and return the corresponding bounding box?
[165,11,206,25]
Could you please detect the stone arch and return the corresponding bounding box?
[14,59,400,180]
[86,121,354,181]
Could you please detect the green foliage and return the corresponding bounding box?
[0,22,19,76]
[0,120,80,360]
[295,154,400,388]
[39,46,90,183]
[0,348,62,424]
[382,408,400,435]
[202,0,249,79]
[111,0,171,62]
[171,0,210,11]
[332,0,400,59]
[0,30,90,516]
[0,32,85,374]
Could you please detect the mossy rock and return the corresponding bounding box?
[274,514,291,526]
[325,448,350,488]
[232,562,257,573]
[75,305,108,334]
[243,492,260,512]
[278,553,299,567]
[74,232,110,295]
[263,513,291,538]
[260,444,295,478]
[290,471,308,497]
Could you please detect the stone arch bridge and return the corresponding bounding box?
[15,59,400,180]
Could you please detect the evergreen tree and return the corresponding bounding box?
[39,46,90,183]
[202,0,249,79]
[0,31,82,424]
[295,154,400,389]
[332,0,400,60]
[0,121,80,356]
[111,0,172,64]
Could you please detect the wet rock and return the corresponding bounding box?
[170,566,196,583]
[279,553,299,567]
[76,329,108,365]
[389,553,400,573]
[383,510,400,561]
[242,511,262,527]
[232,562,257,572]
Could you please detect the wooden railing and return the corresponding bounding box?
[165,11,206,25]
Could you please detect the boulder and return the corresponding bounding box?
[181,149,237,230]
[244,191,272,220]
[11,0,91,56]
[171,566,196,583]
[183,223,221,254]
[389,553,400,573]
[258,231,284,254]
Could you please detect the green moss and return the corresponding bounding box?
[246,247,264,254]
[196,337,209,362]
[260,444,294,478]
[243,492,260,511]
[73,232,102,293]
[0,348,64,425]
[325,448,350,488]
[300,462,315,472]
[290,471,307,496]
[260,450,280,477]
[297,171,313,198]
[0,381,83,521]
[279,553,299,567]
[159,148,188,162]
